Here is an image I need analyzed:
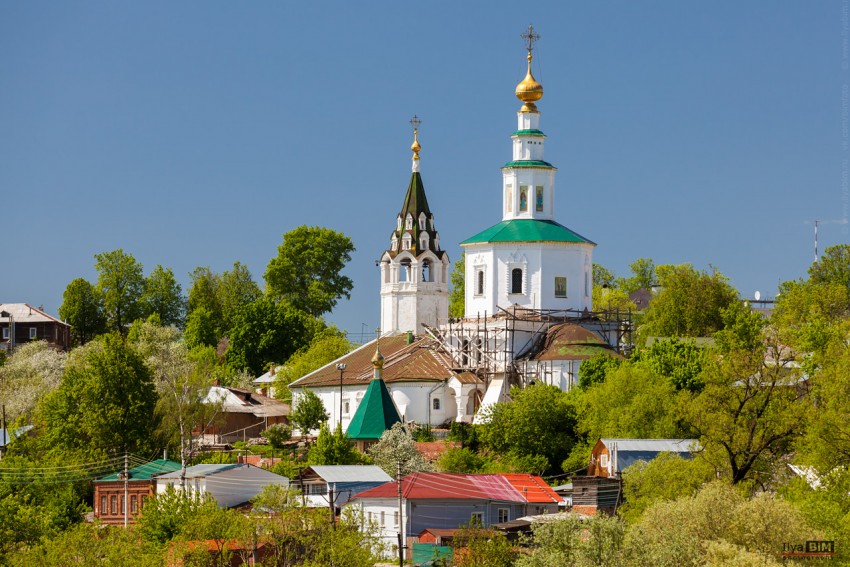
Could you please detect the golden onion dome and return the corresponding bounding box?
[410,129,421,160]
[515,52,543,112]
[371,345,385,369]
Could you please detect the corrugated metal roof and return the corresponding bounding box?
[598,438,699,453]
[502,474,563,504]
[460,220,595,246]
[305,465,392,484]
[95,459,181,482]
[157,463,241,479]
[353,472,532,502]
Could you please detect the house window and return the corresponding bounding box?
[394,511,399,528]
[475,270,485,296]
[498,508,509,523]
[131,495,138,514]
[380,511,386,526]
[600,453,609,470]
[519,186,528,212]
[511,269,523,294]
[344,401,350,414]
[110,495,117,515]
[536,186,544,212]
[555,276,567,298]
[29,327,37,339]
[433,398,440,411]
[368,512,373,523]
[194,478,201,493]
[121,496,126,514]
[471,512,484,526]
[100,495,107,515]
[2,328,8,340]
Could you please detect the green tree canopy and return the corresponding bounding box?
[58,278,106,345]
[264,225,355,317]
[809,243,850,287]
[218,261,261,332]
[308,423,365,465]
[449,252,465,318]
[39,333,159,459]
[94,249,145,333]
[368,422,432,477]
[274,328,353,404]
[0,341,67,422]
[183,306,219,350]
[289,389,329,436]
[140,265,185,328]
[632,338,707,392]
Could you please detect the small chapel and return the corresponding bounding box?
[289,27,629,434]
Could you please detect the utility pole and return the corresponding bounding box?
[123,452,129,528]
[1,404,6,460]
[329,483,336,529]
[397,460,404,567]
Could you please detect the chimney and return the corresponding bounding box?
[270,365,276,376]
[406,330,414,345]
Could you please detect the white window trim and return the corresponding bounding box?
[29,327,37,339]
[2,327,8,340]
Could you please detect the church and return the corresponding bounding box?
[289,29,627,435]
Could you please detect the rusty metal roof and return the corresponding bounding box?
[533,323,623,362]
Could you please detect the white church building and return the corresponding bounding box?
[290,30,628,430]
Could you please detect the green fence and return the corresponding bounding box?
[411,542,453,565]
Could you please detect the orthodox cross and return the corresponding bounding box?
[521,24,541,53]
[409,115,421,132]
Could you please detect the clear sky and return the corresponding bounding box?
[1,2,846,342]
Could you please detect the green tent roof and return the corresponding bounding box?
[460,219,596,246]
[94,459,182,482]
[502,159,555,169]
[346,378,401,441]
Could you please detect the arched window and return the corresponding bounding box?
[419,213,427,230]
[405,214,413,229]
[391,236,398,251]
[400,259,411,282]
[511,268,523,294]
[433,398,440,411]
[420,233,429,251]
[402,235,411,250]
[422,260,431,282]
[396,216,402,230]
[476,270,485,296]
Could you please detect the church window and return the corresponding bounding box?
[506,184,513,213]
[400,260,411,282]
[433,398,440,410]
[585,271,590,297]
[405,215,413,229]
[419,213,426,230]
[402,235,411,250]
[430,216,435,230]
[420,232,429,251]
[391,237,398,252]
[344,400,350,414]
[555,276,567,298]
[511,268,523,294]
[536,186,544,212]
[475,270,485,296]
[397,216,402,230]
[519,186,528,212]
[422,260,432,282]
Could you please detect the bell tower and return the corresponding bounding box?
[379,118,450,335]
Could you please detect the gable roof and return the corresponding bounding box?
[597,438,699,453]
[460,220,595,246]
[304,465,393,484]
[345,377,402,440]
[95,459,181,483]
[204,386,290,417]
[0,303,69,326]
[353,472,524,502]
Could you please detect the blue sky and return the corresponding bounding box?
[1,2,846,341]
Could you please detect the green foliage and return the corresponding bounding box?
[140,264,185,328]
[592,286,638,319]
[264,225,355,317]
[619,452,715,523]
[452,523,517,567]
[0,341,67,422]
[195,451,238,465]
[436,447,486,473]
[479,384,577,474]
[308,423,366,465]
[412,424,434,442]
[773,278,850,359]
[713,301,767,354]
[517,514,626,567]
[625,481,817,566]
[593,263,617,288]
[640,263,738,340]
[187,267,224,329]
[620,257,656,294]
[782,468,850,564]
[446,421,479,450]
[274,328,353,404]
[184,306,219,349]
[137,485,219,545]
[225,297,319,376]
[368,422,433,477]
[58,277,106,345]
[39,333,159,458]
[289,389,329,435]
[578,352,622,389]
[449,252,466,318]
[262,423,292,449]
[809,243,850,287]
[218,261,262,333]
[633,338,707,392]
[94,248,145,333]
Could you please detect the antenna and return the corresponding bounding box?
[754,291,761,301]
[806,218,848,263]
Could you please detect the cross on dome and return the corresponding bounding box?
[521,24,541,53]
[409,115,422,171]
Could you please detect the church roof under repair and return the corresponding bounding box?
[460,219,595,246]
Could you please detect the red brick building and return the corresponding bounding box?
[93,459,181,525]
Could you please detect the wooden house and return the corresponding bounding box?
[200,385,289,444]
[0,303,71,352]
[588,438,698,478]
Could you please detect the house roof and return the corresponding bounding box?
[345,377,402,440]
[460,220,595,246]
[531,324,624,362]
[353,472,526,502]
[415,441,462,461]
[502,474,563,504]
[204,386,290,417]
[597,438,699,453]
[95,459,181,483]
[290,336,475,389]
[0,425,33,447]
[157,463,241,480]
[303,465,392,484]
[0,304,69,326]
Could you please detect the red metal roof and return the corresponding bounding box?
[353,472,529,502]
[502,474,563,504]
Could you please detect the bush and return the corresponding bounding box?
[262,423,292,449]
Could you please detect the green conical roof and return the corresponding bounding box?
[346,378,402,441]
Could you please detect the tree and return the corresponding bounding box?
[0,341,67,422]
[368,422,432,477]
[633,338,707,392]
[94,249,145,333]
[593,263,617,288]
[264,225,355,317]
[225,297,318,376]
[137,485,218,545]
[578,352,623,389]
[640,263,738,339]
[479,384,577,474]
[308,423,365,465]
[39,333,159,459]
[261,423,292,449]
[187,267,223,324]
[289,389,329,436]
[453,523,517,567]
[141,265,185,328]
[449,252,466,318]
[183,306,218,350]
[619,257,656,293]
[516,514,626,567]
[274,328,353,403]
[809,243,850,287]
[218,261,261,332]
[58,278,106,345]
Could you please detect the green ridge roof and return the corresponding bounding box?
[502,160,555,169]
[512,129,546,137]
[400,171,432,220]
[346,378,401,440]
[460,219,596,246]
[94,459,182,482]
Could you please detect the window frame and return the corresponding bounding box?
[29,327,37,339]
[432,398,440,411]
[498,508,509,523]
[555,276,567,298]
[510,268,523,294]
